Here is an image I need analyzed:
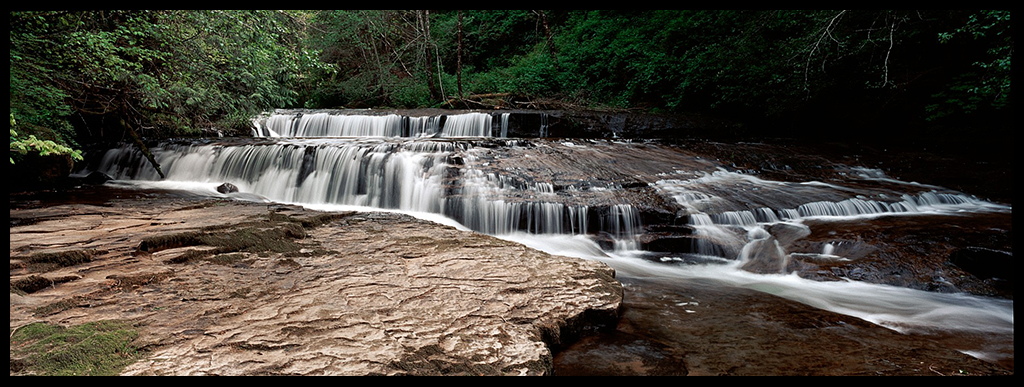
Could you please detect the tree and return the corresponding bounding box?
[10,11,323,144]
[10,10,331,179]
[307,10,449,108]
[9,11,81,152]
[926,10,1011,122]
[12,9,1007,156]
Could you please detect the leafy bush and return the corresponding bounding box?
[10,114,82,164]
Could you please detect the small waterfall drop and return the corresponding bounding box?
[440,112,492,137]
[254,111,513,139]
[604,204,642,251]
[85,138,642,240]
[500,113,510,138]
[262,113,407,137]
[659,169,1009,272]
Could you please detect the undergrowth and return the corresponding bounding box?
[10,320,144,376]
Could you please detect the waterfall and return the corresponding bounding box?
[538,114,549,138]
[91,137,1004,262]
[660,171,1009,269]
[79,114,1012,365]
[85,138,639,239]
[709,210,759,226]
[500,113,510,138]
[686,213,747,258]
[91,139,451,212]
[604,204,641,251]
[440,112,492,137]
[254,111,505,138]
[407,116,443,137]
[260,113,407,137]
[687,191,994,226]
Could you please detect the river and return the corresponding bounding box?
[70,109,1013,374]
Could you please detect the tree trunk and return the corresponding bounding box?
[121,118,165,179]
[420,10,440,102]
[536,10,559,72]
[457,11,464,100]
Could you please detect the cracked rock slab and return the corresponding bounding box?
[10,198,622,376]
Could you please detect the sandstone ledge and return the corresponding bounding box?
[10,197,623,376]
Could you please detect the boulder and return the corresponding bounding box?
[216,182,239,194]
[84,171,113,185]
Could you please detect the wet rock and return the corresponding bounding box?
[950,246,1013,298]
[763,222,810,247]
[554,276,1013,376]
[950,247,1013,282]
[640,233,697,254]
[216,182,239,194]
[738,237,791,274]
[83,171,113,185]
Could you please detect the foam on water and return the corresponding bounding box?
[254,111,499,138]
[502,232,1013,340]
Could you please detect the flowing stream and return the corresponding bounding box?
[78,110,1013,367]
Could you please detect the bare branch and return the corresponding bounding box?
[880,14,906,88]
[804,10,847,95]
[881,19,896,87]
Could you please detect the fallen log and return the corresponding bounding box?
[443,93,514,109]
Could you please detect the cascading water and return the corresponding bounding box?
[439,112,493,137]
[252,111,498,138]
[604,204,642,251]
[656,168,1010,269]
[80,109,1013,366]
[500,113,510,138]
[88,111,639,245]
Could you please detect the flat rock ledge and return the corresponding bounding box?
[10,198,623,376]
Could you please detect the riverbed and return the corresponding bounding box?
[11,110,1014,375]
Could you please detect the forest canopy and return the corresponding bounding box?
[9,10,1012,162]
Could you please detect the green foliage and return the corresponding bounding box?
[434,9,1009,128]
[127,10,322,130]
[8,9,1011,146]
[10,114,82,164]
[457,10,545,71]
[306,10,450,108]
[10,320,143,376]
[9,13,79,153]
[9,10,329,143]
[927,10,1011,121]
[551,11,688,108]
[530,11,912,116]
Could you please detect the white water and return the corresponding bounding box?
[84,124,1013,364]
[253,111,498,138]
[504,232,1012,333]
[87,138,639,239]
[497,231,1013,366]
[104,172,1016,352]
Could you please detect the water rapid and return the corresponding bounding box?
[80,110,1013,365]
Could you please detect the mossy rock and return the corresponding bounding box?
[10,320,144,376]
